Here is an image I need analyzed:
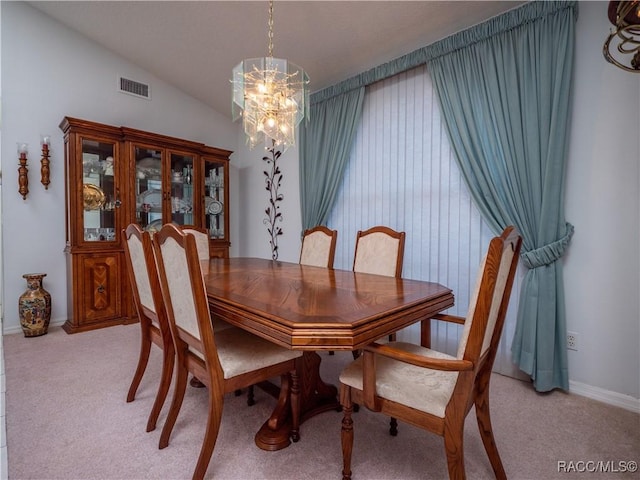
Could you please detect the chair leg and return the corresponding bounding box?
[159,362,189,449]
[146,342,175,432]
[340,387,354,480]
[443,420,466,480]
[191,385,224,480]
[388,333,396,342]
[475,386,506,479]
[290,370,301,443]
[127,323,152,403]
[247,385,255,406]
[389,417,398,436]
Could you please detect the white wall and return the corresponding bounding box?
[233,133,302,263]
[0,2,239,333]
[564,1,640,402]
[2,2,638,407]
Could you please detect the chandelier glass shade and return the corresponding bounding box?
[232,1,309,150]
[603,0,640,72]
[232,57,309,149]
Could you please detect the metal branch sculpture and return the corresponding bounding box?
[263,142,283,260]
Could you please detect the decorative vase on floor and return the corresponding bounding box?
[19,273,52,337]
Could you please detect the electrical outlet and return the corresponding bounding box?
[567,331,579,351]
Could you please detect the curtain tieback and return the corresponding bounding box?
[521,222,574,269]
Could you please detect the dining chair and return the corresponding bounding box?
[299,225,338,268]
[153,223,303,480]
[180,225,210,260]
[339,226,522,480]
[122,223,174,433]
[353,225,405,342]
[180,224,233,336]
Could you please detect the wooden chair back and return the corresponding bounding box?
[353,226,405,278]
[299,225,338,268]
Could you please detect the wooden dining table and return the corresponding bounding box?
[202,257,454,450]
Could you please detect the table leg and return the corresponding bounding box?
[254,351,339,450]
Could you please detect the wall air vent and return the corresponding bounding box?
[118,76,151,100]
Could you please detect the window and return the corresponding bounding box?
[327,66,522,376]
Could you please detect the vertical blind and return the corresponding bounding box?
[326,65,523,376]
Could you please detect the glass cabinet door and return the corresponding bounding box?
[170,152,195,226]
[204,161,225,239]
[81,138,118,243]
[134,146,163,232]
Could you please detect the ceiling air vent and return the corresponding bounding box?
[118,76,151,100]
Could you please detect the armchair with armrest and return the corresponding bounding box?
[339,226,522,480]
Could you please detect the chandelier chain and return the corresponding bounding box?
[267,0,274,58]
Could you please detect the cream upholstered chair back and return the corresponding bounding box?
[181,225,210,261]
[353,226,405,278]
[299,226,338,268]
[455,230,519,361]
[155,226,206,343]
[124,226,156,317]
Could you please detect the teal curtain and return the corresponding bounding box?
[427,1,577,391]
[299,87,365,231]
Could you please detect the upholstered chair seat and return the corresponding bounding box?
[340,342,458,418]
[188,327,302,379]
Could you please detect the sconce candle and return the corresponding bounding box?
[41,135,51,189]
[17,142,29,200]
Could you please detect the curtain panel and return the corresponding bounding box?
[299,88,365,231]
[427,2,577,391]
[326,67,526,378]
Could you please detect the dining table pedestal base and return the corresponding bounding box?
[254,352,340,451]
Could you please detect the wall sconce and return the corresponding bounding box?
[17,142,29,200]
[603,0,640,72]
[41,135,51,189]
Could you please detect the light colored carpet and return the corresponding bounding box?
[4,324,639,480]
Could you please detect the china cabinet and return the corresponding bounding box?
[60,117,232,333]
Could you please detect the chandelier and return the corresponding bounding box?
[603,0,640,72]
[232,0,309,150]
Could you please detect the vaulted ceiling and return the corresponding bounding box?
[30,1,524,118]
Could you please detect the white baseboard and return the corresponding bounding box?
[569,379,640,414]
[2,319,66,336]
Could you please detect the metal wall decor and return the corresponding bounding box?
[604,0,640,72]
[263,142,283,260]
